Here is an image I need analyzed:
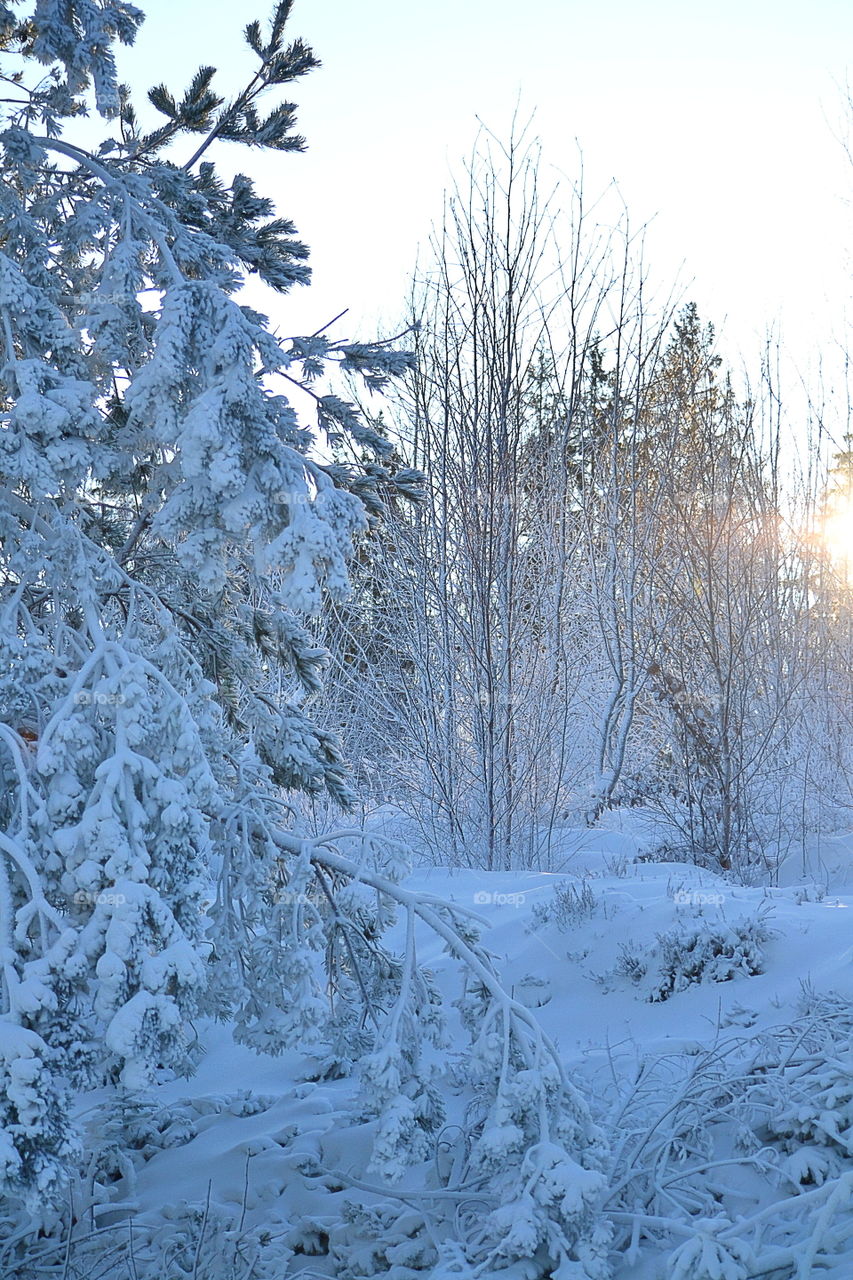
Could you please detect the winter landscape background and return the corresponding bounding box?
[1,2,853,1278]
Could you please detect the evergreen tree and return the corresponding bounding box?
[0,0,410,1206]
[636,307,795,872]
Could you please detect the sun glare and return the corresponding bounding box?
[821,496,853,576]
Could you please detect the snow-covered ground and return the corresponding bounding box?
[68,825,853,1279]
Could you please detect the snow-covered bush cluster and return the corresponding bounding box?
[612,912,773,1003]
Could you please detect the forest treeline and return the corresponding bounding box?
[313,139,853,879]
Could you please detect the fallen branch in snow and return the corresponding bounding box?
[270,825,567,1089]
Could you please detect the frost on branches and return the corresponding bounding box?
[0,4,609,1277]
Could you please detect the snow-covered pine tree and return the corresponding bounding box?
[0,7,611,1277]
[0,0,414,1210]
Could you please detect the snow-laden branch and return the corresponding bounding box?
[269,824,567,1092]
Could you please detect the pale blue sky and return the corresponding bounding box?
[118,0,853,368]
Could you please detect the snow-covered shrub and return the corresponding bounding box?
[599,910,771,1004]
[529,877,597,931]
[331,1201,439,1279]
[647,914,771,1003]
[613,941,647,986]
